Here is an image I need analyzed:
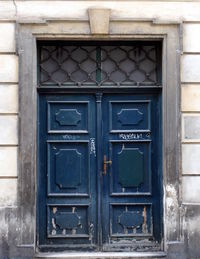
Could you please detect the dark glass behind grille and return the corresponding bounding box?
[38,41,162,87]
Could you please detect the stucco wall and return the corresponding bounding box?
[0,1,200,258]
[181,22,200,258]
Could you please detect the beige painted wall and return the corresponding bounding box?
[0,22,18,207]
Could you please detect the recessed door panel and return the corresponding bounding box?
[110,203,153,237]
[110,141,151,195]
[48,101,89,133]
[47,142,90,196]
[47,205,90,239]
[109,100,151,132]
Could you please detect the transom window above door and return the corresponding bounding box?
[38,41,162,87]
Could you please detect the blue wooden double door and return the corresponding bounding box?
[38,90,162,252]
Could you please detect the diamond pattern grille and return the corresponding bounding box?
[38,42,161,87]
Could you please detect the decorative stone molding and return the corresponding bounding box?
[88,8,110,34]
[16,19,181,257]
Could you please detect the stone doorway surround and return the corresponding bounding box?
[17,9,182,258]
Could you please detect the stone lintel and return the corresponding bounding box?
[88,8,110,35]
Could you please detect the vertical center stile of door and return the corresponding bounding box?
[96,92,103,248]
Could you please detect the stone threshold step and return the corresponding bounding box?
[35,251,166,259]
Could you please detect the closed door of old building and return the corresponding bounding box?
[37,41,163,252]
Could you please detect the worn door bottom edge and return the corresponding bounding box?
[35,251,166,258]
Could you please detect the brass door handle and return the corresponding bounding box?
[103,155,112,175]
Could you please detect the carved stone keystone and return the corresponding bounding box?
[88,8,110,34]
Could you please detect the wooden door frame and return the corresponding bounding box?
[17,20,181,255]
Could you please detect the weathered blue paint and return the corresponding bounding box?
[38,94,98,251]
[55,149,81,188]
[118,148,144,188]
[119,211,144,229]
[96,93,103,249]
[37,90,162,252]
[55,109,81,126]
[118,109,143,126]
[101,93,162,251]
[55,212,80,230]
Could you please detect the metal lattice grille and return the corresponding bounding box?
[38,41,162,87]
